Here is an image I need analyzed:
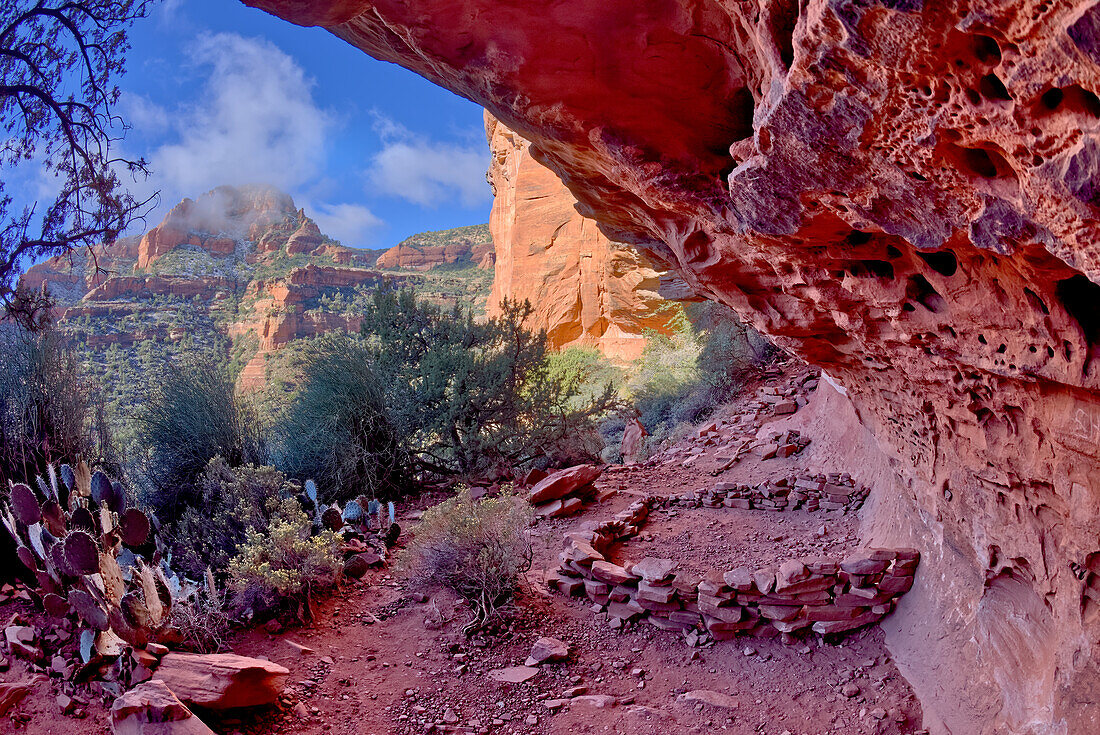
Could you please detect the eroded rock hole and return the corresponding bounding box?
[906,274,947,313]
[849,260,895,279]
[1056,275,1100,361]
[962,147,1004,178]
[847,230,873,245]
[1042,87,1064,109]
[727,87,756,142]
[979,74,1012,102]
[682,231,714,264]
[915,250,958,276]
[973,34,1002,64]
[1039,86,1100,117]
[772,0,799,69]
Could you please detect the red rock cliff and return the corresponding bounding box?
[486,113,690,361]
[245,1,1100,732]
[137,185,297,268]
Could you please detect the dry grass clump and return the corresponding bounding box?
[401,488,532,633]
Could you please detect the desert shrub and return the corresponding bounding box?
[134,352,265,522]
[272,332,406,503]
[171,457,301,580]
[629,301,775,451]
[170,572,231,654]
[544,347,624,406]
[401,488,532,633]
[689,301,777,399]
[0,321,116,482]
[354,287,618,482]
[226,498,342,622]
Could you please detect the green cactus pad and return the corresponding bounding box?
[70,506,96,533]
[108,605,147,649]
[120,591,151,630]
[62,531,100,576]
[136,562,165,625]
[99,552,126,605]
[90,471,112,506]
[67,589,109,630]
[49,543,73,577]
[106,481,127,514]
[42,593,69,618]
[15,545,37,572]
[10,483,41,525]
[35,569,61,595]
[40,500,66,537]
[60,464,74,492]
[119,509,151,547]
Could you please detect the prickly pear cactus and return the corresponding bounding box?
[2,463,175,650]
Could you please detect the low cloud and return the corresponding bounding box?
[308,202,383,247]
[147,32,329,197]
[367,117,489,208]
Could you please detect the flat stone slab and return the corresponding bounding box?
[488,666,540,683]
[678,689,740,709]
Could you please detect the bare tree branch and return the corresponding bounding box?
[0,0,154,329]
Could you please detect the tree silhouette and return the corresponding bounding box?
[1,0,154,327]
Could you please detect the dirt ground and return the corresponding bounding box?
[2,362,927,734]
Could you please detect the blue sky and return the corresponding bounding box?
[111,0,492,249]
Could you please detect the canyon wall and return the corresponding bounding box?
[246,1,1100,732]
[486,114,690,361]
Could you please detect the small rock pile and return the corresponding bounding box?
[751,429,812,460]
[648,363,821,469]
[683,473,868,513]
[527,465,604,519]
[551,499,919,644]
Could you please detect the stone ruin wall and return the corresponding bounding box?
[552,489,919,643]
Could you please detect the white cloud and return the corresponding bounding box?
[117,92,169,131]
[146,32,329,197]
[308,202,383,247]
[367,117,489,208]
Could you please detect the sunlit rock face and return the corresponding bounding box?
[486,113,688,361]
[247,1,1100,731]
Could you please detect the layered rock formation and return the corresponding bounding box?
[136,186,297,269]
[374,224,494,270]
[246,2,1100,732]
[21,186,394,390]
[486,114,690,361]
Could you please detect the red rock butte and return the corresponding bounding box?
[244,1,1100,733]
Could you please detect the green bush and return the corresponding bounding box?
[134,353,265,522]
[627,301,775,452]
[226,498,342,622]
[171,457,301,580]
[400,488,532,633]
[272,332,406,503]
[358,287,619,481]
[0,321,116,481]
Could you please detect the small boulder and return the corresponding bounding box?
[525,637,569,666]
[343,552,382,579]
[154,653,289,710]
[110,679,214,735]
[528,465,603,505]
[4,625,39,660]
